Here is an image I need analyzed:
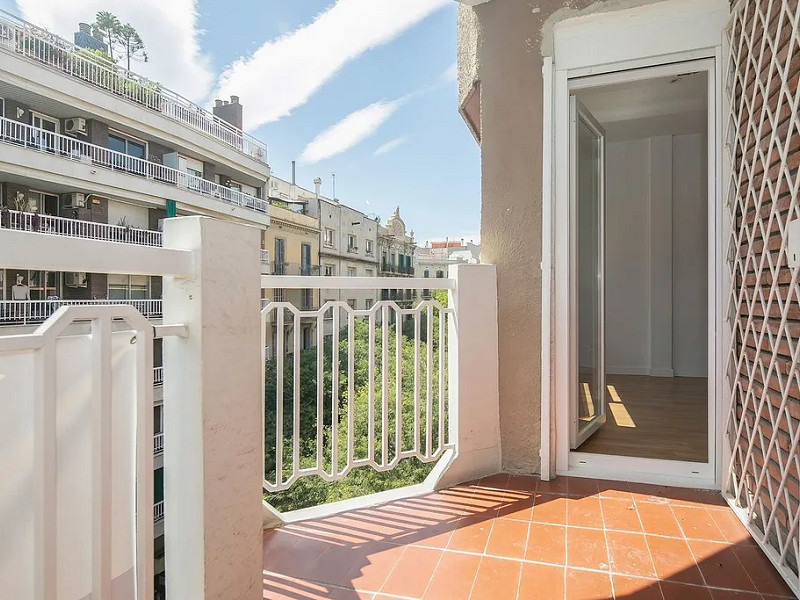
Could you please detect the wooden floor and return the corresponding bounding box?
[577,374,708,462]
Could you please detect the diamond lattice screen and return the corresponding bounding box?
[725,0,800,589]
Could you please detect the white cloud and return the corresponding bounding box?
[16,0,214,103]
[374,136,409,157]
[214,0,449,130]
[301,99,402,164]
[442,62,457,83]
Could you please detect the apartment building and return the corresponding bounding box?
[376,206,416,308]
[0,11,271,596]
[304,179,380,312]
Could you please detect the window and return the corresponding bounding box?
[30,111,59,153]
[347,267,357,277]
[347,299,356,309]
[274,238,285,275]
[365,299,373,310]
[436,270,444,278]
[424,269,430,278]
[366,239,374,255]
[273,288,285,302]
[108,130,147,175]
[348,234,357,250]
[324,264,335,277]
[301,243,312,276]
[154,405,164,435]
[302,288,314,309]
[26,190,58,215]
[324,228,335,247]
[108,275,150,300]
[365,269,374,278]
[391,252,396,266]
[302,327,314,350]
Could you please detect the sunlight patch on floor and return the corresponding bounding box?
[607,384,636,428]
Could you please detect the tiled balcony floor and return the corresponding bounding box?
[262,474,794,600]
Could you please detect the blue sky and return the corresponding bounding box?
[3,0,480,244]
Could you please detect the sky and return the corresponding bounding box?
[1,0,481,244]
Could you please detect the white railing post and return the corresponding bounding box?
[432,264,501,489]
[162,216,263,600]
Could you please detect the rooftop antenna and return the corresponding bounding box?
[331,172,336,200]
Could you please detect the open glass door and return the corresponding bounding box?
[571,96,607,449]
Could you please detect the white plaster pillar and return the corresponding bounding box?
[432,263,502,489]
[162,216,263,600]
[649,136,674,377]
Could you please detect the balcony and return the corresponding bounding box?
[0,116,268,216]
[0,10,267,164]
[154,433,164,454]
[1,209,163,246]
[0,298,162,326]
[0,217,794,599]
[153,366,164,387]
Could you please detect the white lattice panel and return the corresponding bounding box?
[724,0,800,591]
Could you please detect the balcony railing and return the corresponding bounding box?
[0,208,163,246]
[154,501,164,523]
[381,264,415,276]
[261,249,270,264]
[0,298,162,326]
[154,432,164,454]
[154,366,164,386]
[0,116,268,215]
[0,10,268,164]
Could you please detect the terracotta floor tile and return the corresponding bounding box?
[566,527,609,571]
[496,495,534,521]
[380,546,442,598]
[477,473,509,490]
[538,476,570,496]
[688,539,756,592]
[636,501,683,538]
[606,531,656,578]
[345,542,407,592]
[666,488,729,509]
[263,573,359,600]
[533,494,569,525]
[733,543,795,597]
[611,575,662,599]
[567,496,604,529]
[447,515,493,553]
[264,532,330,580]
[565,568,613,600]
[660,581,714,600]
[485,517,529,559]
[506,474,540,492]
[566,477,600,498]
[645,535,704,586]
[672,505,727,542]
[708,590,762,599]
[328,588,375,600]
[597,479,634,501]
[309,545,364,586]
[469,556,521,600]
[526,523,567,565]
[601,498,643,532]
[708,510,752,545]
[519,563,565,600]
[627,483,671,504]
[422,551,481,600]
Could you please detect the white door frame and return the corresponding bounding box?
[541,0,730,489]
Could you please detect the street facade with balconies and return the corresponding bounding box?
[378,206,417,308]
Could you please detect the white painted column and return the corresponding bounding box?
[649,136,674,377]
[432,264,501,489]
[162,216,263,600]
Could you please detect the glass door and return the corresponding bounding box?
[30,112,59,153]
[571,96,607,449]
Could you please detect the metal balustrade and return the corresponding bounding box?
[1,209,163,246]
[261,277,455,493]
[0,10,268,163]
[154,501,164,523]
[261,249,271,264]
[0,298,162,325]
[154,366,164,387]
[154,433,164,454]
[0,116,268,215]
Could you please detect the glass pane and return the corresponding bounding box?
[108,134,126,154]
[576,116,603,436]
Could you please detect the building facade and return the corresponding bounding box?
[0,10,271,596]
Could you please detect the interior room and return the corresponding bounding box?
[574,70,709,462]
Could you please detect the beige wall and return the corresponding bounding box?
[458,0,597,474]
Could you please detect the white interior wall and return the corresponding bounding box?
[604,133,707,377]
[107,200,149,229]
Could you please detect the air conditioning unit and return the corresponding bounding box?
[64,272,88,288]
[65,117,87,135]
[63,192,86,209]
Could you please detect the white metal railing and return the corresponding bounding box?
[261,249,270,264]
[0,117,268,215]
[261,277,454,493]
[0,10,268,163]
[0,299,162,326]
[154,366,164,387]
[1,209,163,246]
[154,433,164,454]
[154,501,164,523]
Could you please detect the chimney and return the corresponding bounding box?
[292,161,296,185]
[212,95,243,130]
[314,177,322,199]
